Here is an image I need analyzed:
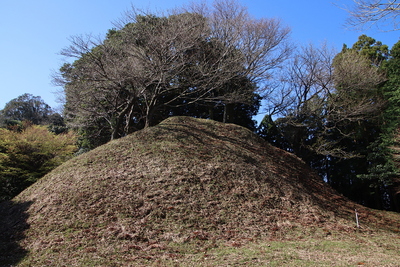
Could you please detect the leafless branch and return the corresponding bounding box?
[341,0,400,31]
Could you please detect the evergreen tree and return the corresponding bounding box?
[375,40,400,211]
[0,93,53,126]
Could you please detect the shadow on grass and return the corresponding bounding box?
[0,200,32,267]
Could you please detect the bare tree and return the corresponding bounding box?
[187,0,292,94]
[266,43,386,157]
[265,43,335,118]
[343,0,400,31]
[54,33,142,139]
[55,0,292,140]
[267,43,338,156]
[331,49,387,120]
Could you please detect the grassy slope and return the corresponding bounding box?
[1,116,399,266]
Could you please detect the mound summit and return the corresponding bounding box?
[1,116,399,265]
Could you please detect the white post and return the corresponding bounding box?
[355,209,360,228]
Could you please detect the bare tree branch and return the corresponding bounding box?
[266,42,386,158]
[341,0,400,31]
[56,0,292,139]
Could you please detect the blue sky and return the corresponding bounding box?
[1,0,399,116]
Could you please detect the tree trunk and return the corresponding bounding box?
[208,106,214,121]
[223,103,234,123]
[144,106,154,128]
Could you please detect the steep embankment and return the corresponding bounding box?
[1,116,399,266]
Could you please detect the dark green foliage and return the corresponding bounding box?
[47,113,68,134]
[0,94,52,126]
[381,41,400,136]
[257,115,293,152]
[0,93,68,135]
[375,40,400,211]
[350,34,389,65]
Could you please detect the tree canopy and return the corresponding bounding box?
[0,93,53,126]
[55,1,291,144]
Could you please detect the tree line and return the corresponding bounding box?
[0,94,78,201]
[1,0,400,211]
[258,35,400,211]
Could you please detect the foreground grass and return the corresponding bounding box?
[15,228,400,266]
[145,231,400,267]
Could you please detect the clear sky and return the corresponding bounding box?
[1,0,399,115]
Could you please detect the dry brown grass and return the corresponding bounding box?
[0,116,399,266]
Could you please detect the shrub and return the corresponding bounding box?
[0,125,77,201]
